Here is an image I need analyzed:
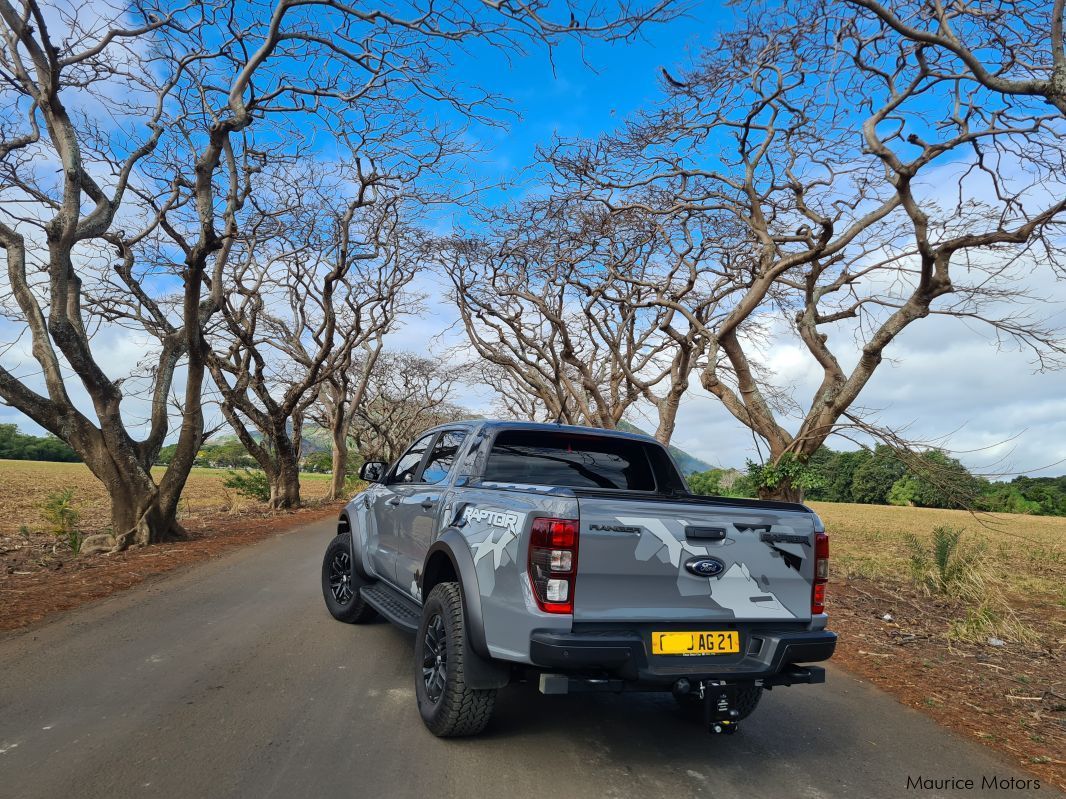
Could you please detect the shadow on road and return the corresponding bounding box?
[376,622,853,766]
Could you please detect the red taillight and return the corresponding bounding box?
[528,517,579,614]
[812,531,829,615]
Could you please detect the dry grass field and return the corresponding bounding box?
[810,502,1064,784]
[811,501,1066,608]
[0,459,334,536]
[0,458,346,640]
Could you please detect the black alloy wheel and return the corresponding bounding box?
[320,532,377,623]
[414,582,497,736]
[328,549,354,604]
[421,613,448,702]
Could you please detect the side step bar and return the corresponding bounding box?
[360,582,422,633]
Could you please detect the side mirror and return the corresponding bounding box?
[359,460,387,483]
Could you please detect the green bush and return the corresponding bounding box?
[850,445,906,505]
[687,468,755,498]
[223,469,272,502]
[687,469,723,496]
[301,451,333,473]
[745,454,823,496]
[901,450,983,509]
[0,423,80,462]
[906,526,987,600]
[888,474,919,506]
[803,447,858,502]
[41,488,84,555]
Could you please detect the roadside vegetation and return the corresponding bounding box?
[812,502,1064,781]
[689,445,1066,517]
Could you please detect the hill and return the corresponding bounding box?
[616,421,711,474]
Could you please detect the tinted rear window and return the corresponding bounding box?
[484,431,656,491]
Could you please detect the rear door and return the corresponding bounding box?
[574,497,816,623]
[372,432,435,583]
[393,430,468,596]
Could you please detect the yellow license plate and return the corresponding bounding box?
[651,630,740,656]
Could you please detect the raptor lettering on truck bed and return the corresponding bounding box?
[321,420,836,737]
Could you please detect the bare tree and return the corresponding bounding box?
[544,9,1066,499]
[208,171,420,508]
[441,202,715,442]
[0,0,682,547]
[0,1,248,551]
[312,339,385,501]
[844,0,1066,114]
[350,351,467,464]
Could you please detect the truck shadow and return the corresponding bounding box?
[379,624,854,772]
[487,680,850,761]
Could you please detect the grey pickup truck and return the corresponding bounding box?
[321,420,835,737]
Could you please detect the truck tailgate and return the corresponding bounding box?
[574,496,817,622]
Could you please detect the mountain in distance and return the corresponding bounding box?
[616,420,712,475]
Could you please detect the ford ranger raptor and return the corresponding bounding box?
[321,421,836,737]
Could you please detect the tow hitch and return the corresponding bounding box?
[698,680,740,734]
[672,678,741,733]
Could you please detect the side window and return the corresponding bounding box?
[420,431,467,485]
[390,434,434,484]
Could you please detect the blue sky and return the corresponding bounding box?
[4,2,1066,478]
[442,7,717,203]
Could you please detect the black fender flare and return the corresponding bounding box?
[338,511,372,581]
[422,531,510,689]
[422,530,490,657]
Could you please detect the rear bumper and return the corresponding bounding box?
[529,627,837,685]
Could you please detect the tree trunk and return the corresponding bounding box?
[79,452,186,554]
[269,449,302,509]
[757,477,805,503]
[328,423,348,501]
[654,393,682,445]
[107,481,184,550]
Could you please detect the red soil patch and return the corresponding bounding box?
[832,577,1065,790]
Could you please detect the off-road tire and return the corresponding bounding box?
[675,683,762,721]
[415,582,497,737]
[321,533,377,623]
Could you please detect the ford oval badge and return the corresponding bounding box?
[684,556,726,578]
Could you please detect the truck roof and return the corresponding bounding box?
[433,419,660,443]
[407,418,815,516]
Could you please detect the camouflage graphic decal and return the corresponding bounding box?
[618,515,797,619]
[466,506,523,595]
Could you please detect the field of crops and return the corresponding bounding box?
[2,460,1063,600]
[0,459,333,536]
[811,501,1066,608]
